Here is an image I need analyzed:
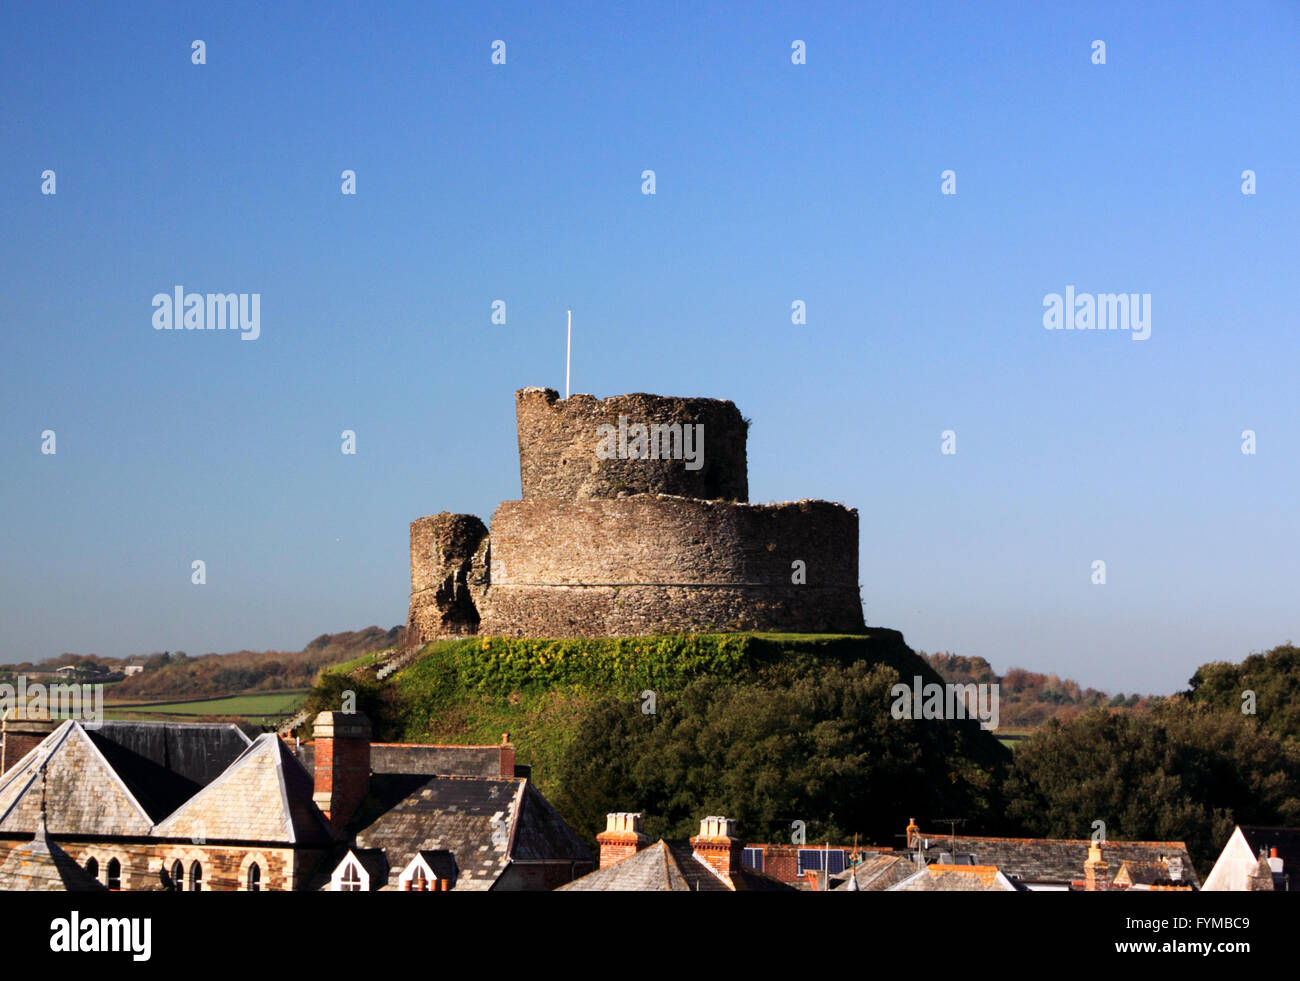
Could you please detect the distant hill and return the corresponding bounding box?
[2,626,405,700]
[922,651,1153,728]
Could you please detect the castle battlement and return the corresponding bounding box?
[406,389,864,641]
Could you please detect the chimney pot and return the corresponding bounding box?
[690,815,745,883]
[596,812,649,868]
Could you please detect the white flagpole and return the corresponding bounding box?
[565,310,572,398]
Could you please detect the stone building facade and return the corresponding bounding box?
[407,387,865,641]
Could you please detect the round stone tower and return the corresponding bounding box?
[514,387,748,501]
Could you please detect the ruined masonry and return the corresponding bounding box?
[406,387,865,640]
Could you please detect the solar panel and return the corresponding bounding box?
[826,850,846,875]
[797,849,824,874]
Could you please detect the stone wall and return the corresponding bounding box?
[406,388,865,640]
[514,387,749,501]
[407,512,490,646]
[476,496,864,637]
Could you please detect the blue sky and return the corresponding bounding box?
[2,1,1297,692]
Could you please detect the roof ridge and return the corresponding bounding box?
[0,721,75,826]
[152,732,277,833]
[66,722,155,828]
[267,731,332,843]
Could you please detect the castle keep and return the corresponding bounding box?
[407,387,865,641]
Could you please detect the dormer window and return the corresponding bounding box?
[397,852,449,891]
[330,851,376,891]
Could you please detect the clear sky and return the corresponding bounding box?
[2,1,1297,693]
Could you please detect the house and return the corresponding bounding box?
[1202,826,1290,891]
[0,709,590,891]
[902,819,1199,891]
[738,842,894,889]
[556,813,795,891]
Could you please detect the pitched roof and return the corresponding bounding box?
[1112,860,1190,888]
[831,853,922,892]
[349,775,591,891]
[86,721,250,819]
[0,722,154,836]
[153,734,332,844]
[558,840,704,891]
[915,831,1199,888]
[0,822,107,892]
[1203,826,1276,891]
[557,840,795,892]
[889,863,1020,891]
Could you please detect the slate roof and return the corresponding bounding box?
[0,722,154,836]
[557,840,795,892]
[1112,860,1190,888]
[888,863,1021,891]
[153,734,332,844]
[830,853,924,892]
[343,775,592,891]
[296,742,508,779]
[86,721,250,821]
[915,832,1199,888]
[0,821,107,892]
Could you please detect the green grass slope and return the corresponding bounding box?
[300,631,1010,819]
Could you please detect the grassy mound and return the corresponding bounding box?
[300,630,1005,809]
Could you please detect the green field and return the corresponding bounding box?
[104,689,309,726]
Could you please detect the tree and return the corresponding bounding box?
[552,660,1010,847]
[1003,699,1300,869]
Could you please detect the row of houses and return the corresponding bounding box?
[0,708,1289,892]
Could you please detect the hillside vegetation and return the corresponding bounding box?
[299,631,1012,846]
[99,626,403,699]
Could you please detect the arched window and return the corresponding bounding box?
[106,858,121,890]
[340,862,362,891]
[189,861,202,892]
[171,860,185,892]
[85,857,99,881]
[247,863,261,892]
[410,865,428,891]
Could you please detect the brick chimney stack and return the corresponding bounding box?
[312,711,372,834]
[1084,840,1109,892]
[596,812,649,868]
[498,732,515,778]
[691,816,745,880]
[1,707,56,775]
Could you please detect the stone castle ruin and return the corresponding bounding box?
[406,387,865,641]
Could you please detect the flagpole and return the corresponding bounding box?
[565,310,572,398]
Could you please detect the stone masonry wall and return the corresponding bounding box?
[406,388,865,640]
[476,496,864,637]
[407,513,490,646]
[515,387,749,501]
